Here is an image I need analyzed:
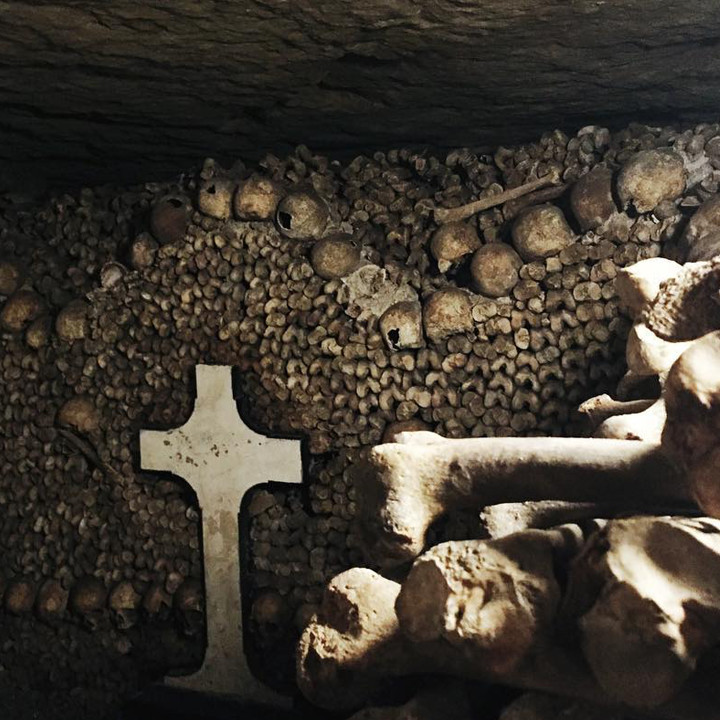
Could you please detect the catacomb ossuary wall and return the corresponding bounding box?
[0,120,711,717]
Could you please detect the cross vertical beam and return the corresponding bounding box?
[139,365,303,703]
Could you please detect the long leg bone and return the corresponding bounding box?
[352,436,687,567]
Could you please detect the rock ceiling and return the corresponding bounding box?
[1,0,719,192]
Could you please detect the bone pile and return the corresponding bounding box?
[0,121,719,717]
[299,267,720,718]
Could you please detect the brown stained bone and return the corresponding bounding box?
[296,567,411,710]
[642,259,720,342]
[395,525,593,674]
[615,257,683,320]
[298,556,720,716]
[662,330,720,516]
[577,394,657,431]
[479,499,698,539]
[592,398,666,443]
[616,149,686,214]
[503,183,568,222]
[352,435,688,567]
[434,174,560,224]
[625,322,697,378]
[566,516,720,708]
[430,222,480,272]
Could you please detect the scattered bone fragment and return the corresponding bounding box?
[430,222,480,272]
[567,516,720,708]
[434,174,560,224]
[276,188,329,239]
[470,243,523,297]
[617,149,686,213]
[341,264,418,321]
[662,330,720,516]
[150,194,191,244]
[614,257,682,319]
[570,167,617,231]
[379,301,424,351]
[234,174,283,220]
[511,205,574,261]
[353,435,686,566]
[422,288,474,341]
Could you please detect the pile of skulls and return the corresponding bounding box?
[1,119,720,717]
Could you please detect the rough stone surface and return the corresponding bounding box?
[3,2,720,192]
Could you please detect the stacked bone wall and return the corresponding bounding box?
[0,121,714,717]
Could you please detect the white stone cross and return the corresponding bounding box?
[139,364,303,703]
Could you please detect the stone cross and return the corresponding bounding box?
[139,364,303,704]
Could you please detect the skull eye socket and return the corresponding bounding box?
[278,211,293,230]
[387,328,400,349]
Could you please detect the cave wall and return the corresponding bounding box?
[1,0,720,192]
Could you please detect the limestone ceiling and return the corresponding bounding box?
[1,0,719,192]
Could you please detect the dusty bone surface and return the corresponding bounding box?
[353,435,687,566]
[565,515,720,709]
[300,519,720,718]
[662,330,720,516]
